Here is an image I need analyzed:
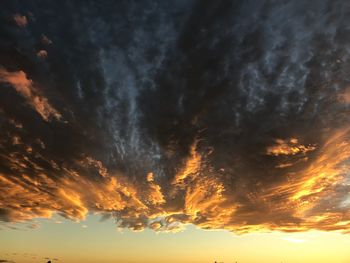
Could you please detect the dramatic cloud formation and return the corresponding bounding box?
[0,0,350,234]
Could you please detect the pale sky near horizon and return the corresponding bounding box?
[1,214,350,263]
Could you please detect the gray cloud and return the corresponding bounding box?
[0,0,350,233]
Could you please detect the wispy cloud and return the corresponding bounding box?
[0,68,62,121]
[266,138,316,156]
[0,259,15,263]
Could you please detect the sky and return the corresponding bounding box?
[1,0,350,262]
[1,215,350,263]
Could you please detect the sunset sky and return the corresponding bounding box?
[2,215,350,263]
[1,0,350,262]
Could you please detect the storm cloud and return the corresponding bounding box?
[0,0,350,233]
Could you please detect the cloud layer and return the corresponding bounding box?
[0,0,350,234]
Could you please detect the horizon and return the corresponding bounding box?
[2,214,350,263]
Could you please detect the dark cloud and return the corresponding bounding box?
[0,260,15,263]
[0,0,350,233]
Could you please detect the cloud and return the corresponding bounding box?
[266,138,316,156]
[339,87,350,104]
[0,69,61,121]
[0,0,350,234]
[13,14,27,27]
[36,50,48,59]
[41,35,53,45]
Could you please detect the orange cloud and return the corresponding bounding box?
[339,88,350,104]
[13,14,28,27]
[0,68,61,121]
[172,141,202,185]
[266,138,316,156]
[146,173,165,205]
[36,50,48,59]
[0,130,350,234]
[259,128,350,233]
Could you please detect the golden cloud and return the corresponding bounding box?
[0,68,61,121]
[266,138,316,156]
[0,130,349,234]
